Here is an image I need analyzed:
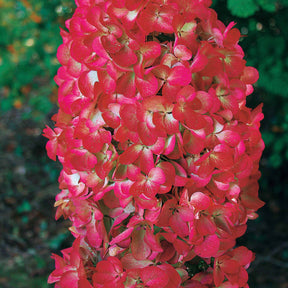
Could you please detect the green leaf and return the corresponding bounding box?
[227,0,259,17]
[0,98,13,112]
[280,0,288,7]
[211,0,218,7]
[17,201,32,213]
[49,232,70,250]
[256,0,277,12]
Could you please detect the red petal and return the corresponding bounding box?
[224,27,241,47]
[241,66,259,84]
[174,45,192,60]
[135,73,159,98]
[232,246,254,266]
[213,265,225,287]
[78,278,93,288]
[212,144,234,170]
[183,130,205,154]
[121,254,152,270]
[157,162,176,187]
[140,41,162,61]
[217,130,240,147]
[131,228,151,260]
[196,216,216,236]
[221,259,240,274]
[102,110,120,128]
[120,104,138,131]
[141,266,169,287]
[116,72,136,98]
[139,149,154,175]
[194,234,220,258]
[160,263,182,288]
[94,261,116,283]
[190,192,210,211]
[148,167,166,185]
[110,227,134,246]
[92,37,111,60]
[168,66,191,86]
[138,122,158,146]
[237,267,249,287]
[102,34,122,54]
[60,271,79,288]
[112,45,138,67]
[144,228,163,252]
[190,50,208,73]
[119,144,142,165]
[169,211,190,237]
[70,39,91,62]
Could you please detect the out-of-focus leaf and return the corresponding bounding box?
[17,200,32,213]
[256,0,277,12]
[227,0,259,17]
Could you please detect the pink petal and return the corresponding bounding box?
[213,265,225,287]
[241,66,259,84]
[131,228,151,260]
[112,45,138,67]
[135,73,159,98]
[140,266,169,287]
[102,110,120,129]
[179,206,194,222]
[144,228,163,252]
[164,135,176,155]
[232,246,254,266]
[183,130,205,154]
[140,180,159,198]
[140,41,162,60]
[110,227,134,246]
[221,259,240,274]
[60,272,79,288]
[70,39,91,62]
[148,167,166,185]
[190,192,211,211]
[116,72,136,98]
[194,234,220,258]
[92,37,111,60]
[138,122,158,146]
[157,162,176,187]
[196,216,216,236]
[174,45,192,60]
[127,164,141,181]
[121,253,153,270]
[168,66,191,86]
[120,104,138,131]
[169,213,189,237]
[190,50,208,73]
[102,34,122,54]
[135,193,158,209]
[94,261,117,283]
[217,130,240,147]
[139,149,154,175]
[119,144,142,165]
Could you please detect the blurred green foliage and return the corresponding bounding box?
[0,0,75,122]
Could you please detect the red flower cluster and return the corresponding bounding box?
[44,0,264,287]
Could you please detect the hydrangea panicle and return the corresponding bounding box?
[44,0,264,286]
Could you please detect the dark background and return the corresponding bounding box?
[0,0,287,287]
